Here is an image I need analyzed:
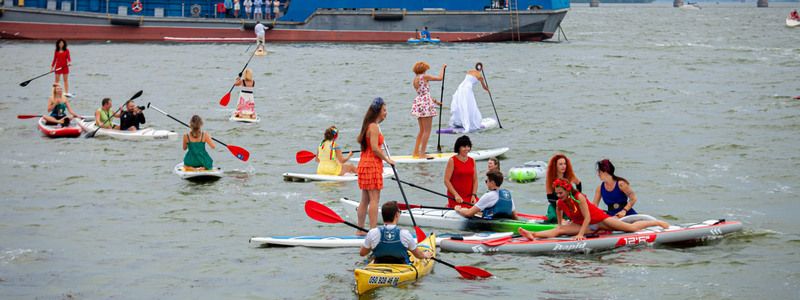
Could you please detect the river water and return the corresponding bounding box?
[1,3,799,299]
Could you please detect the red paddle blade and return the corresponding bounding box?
[794,96,800,100]
[455,265,492,279]
[304,200,345,224]
[517,213,548,221]
[227,145,250,161]
[295,150,316,164]
[414,227,427,243]
[17,115,41,119]
[481,235,512,247]
[219,92,232,106]
[397,203,421,210]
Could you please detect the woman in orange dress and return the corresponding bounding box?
[356,97,395,234]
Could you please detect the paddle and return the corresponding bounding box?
[481,235,515,247]
[17,115,44,119]
[475,62,502,129]
[86,90,143,138]
[148,104,251,161]
[389,177,467,204]
[19,68,61,87]
[436,65,446,153]
[383,141,426,242]
[219,51,257,107]
[304,200,492,280]
[295,149,361,164]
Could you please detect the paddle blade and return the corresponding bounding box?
[481,235,512,247]
[794,96,800,100]
[19,80,31,87]
[455,265,493,280]
[219,92,231,106]
[16,115,41,119]
[414,227,427,243]
[304,200,345,224]
[129,90,144,101]
[227,144,250,161]
[397,203,422,210]
[295,150,316,164]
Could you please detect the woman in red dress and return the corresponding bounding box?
[356,97,395,234]
[51,39,72,97]
[444,135,478,208]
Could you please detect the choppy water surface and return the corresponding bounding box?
[1,3,799,299]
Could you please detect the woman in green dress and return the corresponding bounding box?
[183,115,216,171]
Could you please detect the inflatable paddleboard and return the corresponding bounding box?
[437,118,499,134]
[77,118,177,140]
[350,147,509,164]
[283,167,393,182]
[440,218,743,254]
[174,163,223,182]
[250,232,512,248]
[509,160,547,183]
[37,117,82,138]
[407,38,441,44]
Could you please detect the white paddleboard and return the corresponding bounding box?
[437,118,499,134]
[229,113,261,123]
[283,167,393,182]
[78,118,177,140]
[174,163,223,182]
[350,147,509,164]
[250,232,513,248]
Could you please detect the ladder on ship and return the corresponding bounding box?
[507,0,522,41]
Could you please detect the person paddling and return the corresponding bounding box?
[356,97,395,235]
[182,115,216,171]
[43,82,81,126]
[359,201,432,264]
[410,61,445,159]
[233,68,257,119]
[444,135,478,208]
[455,170,518,220]
[315,125,357,176]
[94,98,120,129]
[51,39,73,97]
[518,179,669,241]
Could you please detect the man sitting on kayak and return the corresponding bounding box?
[455,171,519,220]
[94,98,120,129]
[119,100,146,131]
[421,27,431,40]
[360,201,432,264]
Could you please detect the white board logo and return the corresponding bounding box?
[553,242,587,251]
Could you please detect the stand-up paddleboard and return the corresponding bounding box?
[163,37,257,42]
[174,163,223,182]
[77,118,177,140]
[350,147,509,164]
[440,219,744,254]
[508,160,547,183]
[787,17,800,28]
[37,117,82,138]
[250,232,512,248]
[437,118,499,134]
[407,38,441,44]
[64,92,75,98]
[229,112,261,123]
[283,167,393,182]
[254,47,267,56]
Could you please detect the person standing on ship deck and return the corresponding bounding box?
[253,0,263,20]
[244,0,252,19]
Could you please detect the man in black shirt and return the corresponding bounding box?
[119,100,146,131]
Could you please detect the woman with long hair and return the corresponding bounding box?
[410,61,445,158]
[544,154,582,224]
[444,135,478,208]
[592,159,638,218]
[233,68,257,119]
[51,39,72,97]
[355,97,395,235]
[43,83,80,125]
[518,178,668,241]
[315,126,357,175]
[183,115,216,171]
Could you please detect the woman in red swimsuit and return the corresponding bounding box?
[519,178,669,240]
[51,39,72,97]
[355,97,395,234]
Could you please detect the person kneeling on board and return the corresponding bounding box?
[360,201,432,264]
[94,98,120,129]
[455,170,519,220]
[119,100,146,132]
[518,179,669,241]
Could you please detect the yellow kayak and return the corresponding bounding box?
[354,233,436,295]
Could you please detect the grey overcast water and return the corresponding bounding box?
[1,3,799,299]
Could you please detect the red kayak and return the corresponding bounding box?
[37,117,82,138]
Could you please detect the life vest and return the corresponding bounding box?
[372,226,410,264]
[482,189,514,219]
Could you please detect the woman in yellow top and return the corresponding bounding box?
[315,126,357,175]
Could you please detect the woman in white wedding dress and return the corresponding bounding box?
[449,69,489,133]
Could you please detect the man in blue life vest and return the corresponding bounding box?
[421,27,431,40]
[455,170,519,220]
[360,201,432,264]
